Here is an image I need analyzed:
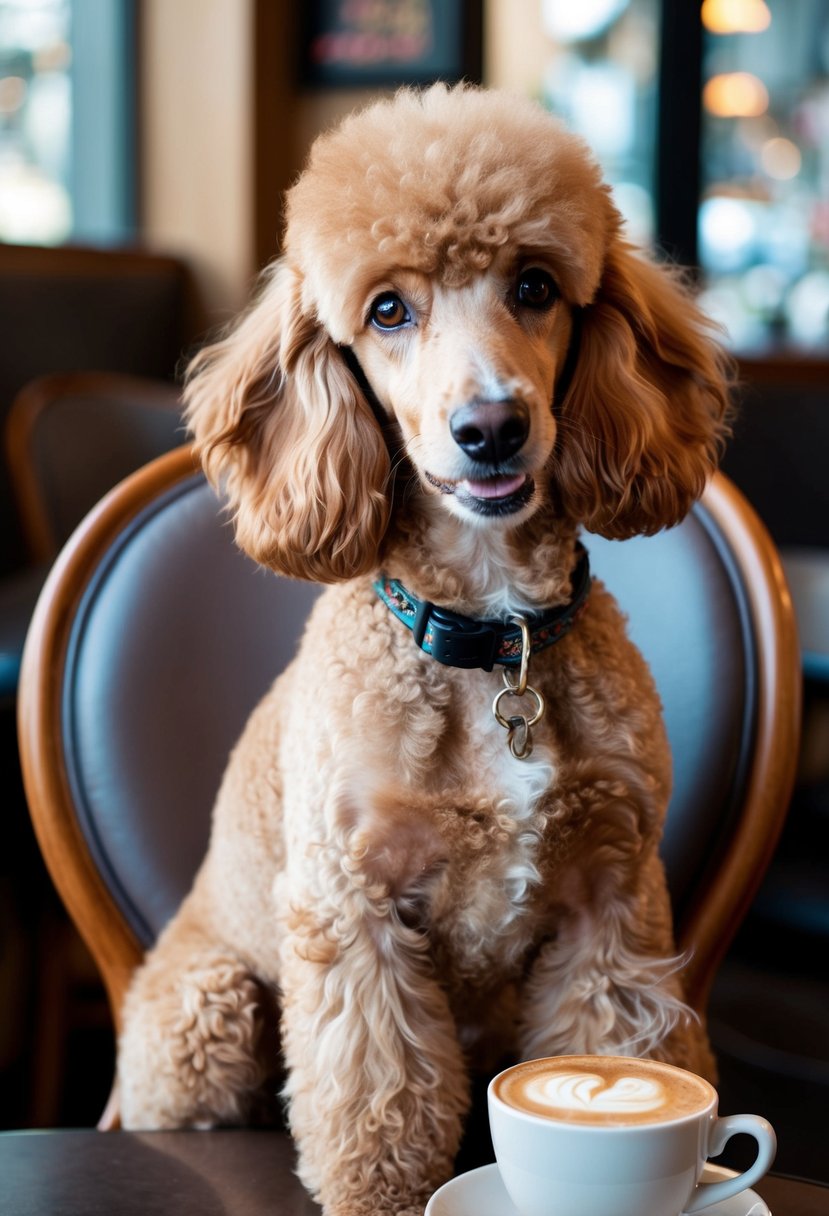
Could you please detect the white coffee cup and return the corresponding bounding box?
[487,1055,776,1216]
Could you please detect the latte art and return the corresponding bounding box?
[489,1054,776,1216]
[526,1071,666,1116]
[493,1055,715,1126]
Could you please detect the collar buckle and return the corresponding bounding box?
[374,544,591,675]
[417,603,498,670]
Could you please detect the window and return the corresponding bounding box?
[698,0,829,351]
[0,0,135,246]
[487,0,829,354]
[487,0,661,248]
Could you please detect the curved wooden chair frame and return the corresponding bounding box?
[674,474,801,1010]
[17,449,800,1113]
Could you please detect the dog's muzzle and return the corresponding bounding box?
[449,399,529,465]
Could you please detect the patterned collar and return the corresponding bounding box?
[373,544,591,672]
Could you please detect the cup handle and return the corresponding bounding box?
[683,1114,777,1214]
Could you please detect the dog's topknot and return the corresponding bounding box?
[285,84,618,339]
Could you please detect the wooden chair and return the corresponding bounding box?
[5,371,185,564]
[16,449,800,1125]
[0,241,200,578]
[1,372,184,705]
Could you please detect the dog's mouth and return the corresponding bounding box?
[424,470,535,516]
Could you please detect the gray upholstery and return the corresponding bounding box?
[586,513,752,912]
[61,475,753,948]
[64,473,319,944]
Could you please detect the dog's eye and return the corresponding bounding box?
[369,293,410,330]
[515,268,559,311]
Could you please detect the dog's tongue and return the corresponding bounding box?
[461,473,526,500]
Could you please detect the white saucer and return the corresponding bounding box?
[424,1162,770,1216]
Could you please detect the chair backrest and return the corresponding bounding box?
[5,371,186,563]
[0,242,199,576]
[17,449,800,1027]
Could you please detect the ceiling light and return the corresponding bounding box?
[703,72,769,118]
[702,0,771,35]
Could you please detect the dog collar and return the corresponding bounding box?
[374,544,590,672]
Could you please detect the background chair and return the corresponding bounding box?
[0,244,202,1126]
[17,451,800,1159]
[0,373,184,1124]
[1,371,185,703]
[5,370,185,566]
[0,242,200,580]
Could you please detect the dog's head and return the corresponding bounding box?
[185,85,732,582]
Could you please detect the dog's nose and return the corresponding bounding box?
[450,400,529,464]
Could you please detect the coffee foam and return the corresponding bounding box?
[525,1071,665,1116]
[493,1056,714,1126]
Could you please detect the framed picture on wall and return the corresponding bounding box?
[300,0,482,88]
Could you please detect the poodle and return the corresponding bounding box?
[117,85,732,1215]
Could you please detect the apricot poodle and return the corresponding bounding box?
[117,85,732,1214]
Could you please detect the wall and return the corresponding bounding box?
[139,0,390,320]
[484,0,547,94]
[139,0,256,317]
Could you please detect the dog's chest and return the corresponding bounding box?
[396,692,558,972]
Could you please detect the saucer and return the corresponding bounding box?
[424,1163,770,1216]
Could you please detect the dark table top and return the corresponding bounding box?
[2,1129,828,1215]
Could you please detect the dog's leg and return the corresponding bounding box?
[118,908,274,1129]
[279,888,469,1216]
[518,849,713,1078]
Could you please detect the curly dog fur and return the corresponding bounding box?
[118,85,732,1214]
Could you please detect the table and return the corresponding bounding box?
[1,1130,318,1215]
[2,1129,828,1215]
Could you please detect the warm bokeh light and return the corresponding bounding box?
[703,72,769,118]
[701,0,771,35]
[0,75,27,115]
[761,136,802,181]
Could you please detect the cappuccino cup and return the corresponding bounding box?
[488,1055,776,1216]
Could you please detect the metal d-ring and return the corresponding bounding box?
[492,615,546,760]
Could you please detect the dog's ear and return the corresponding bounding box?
[554,242,733,538]
[184,260,391,582]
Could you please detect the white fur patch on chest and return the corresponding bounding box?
[436,525,543,617]
[433,691,557,961]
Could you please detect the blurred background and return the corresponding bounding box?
[1,0,827,1184]
[4,0,829,346]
